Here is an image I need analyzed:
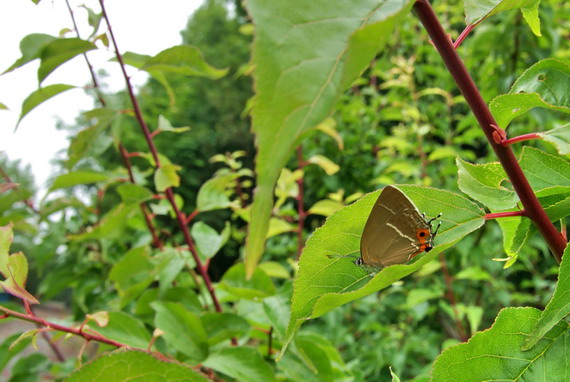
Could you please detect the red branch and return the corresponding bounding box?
[453,24,475,49]
[100,0,224,312]
[501,133,542,146]
[413,0,566,263]
[485,210,526,220]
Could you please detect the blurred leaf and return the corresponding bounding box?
[316,117,344,150]
[117,184,153,205]
[157,115,190,133]
[202,347,275,382]
[67,123,114,169]
[307,199,344,217]
[154,247,192,292]
[406,288,443,307]
[432,307,569,380]
[142,45,227,78]
[151,301,209,362]
[66,351,207,381]
[538,123,570,155]
[0,102,7,110]
[283,186,484,354]
[16,84,76,130]
[48,170,110,192]
[464,0,541,31]
[428,147,458,161]
[244,0,415,278]
[201,312,250,345]
[91,311,152,349]
[2,33,56,74]
[38,38,96,83]
[0,183,18,194]
[0,332,32,373]
[258,262,290,279]
[87,311,109,327]
[197,174,238,211]
[267,218,296,238]
[465,305,484,334]
[70,204,138,241]
[455,266,492,281]
[523,244,570,350]
[109,246,154,304]
[218,263,276,300]
[306,155,339,175]
[154,164,181,192]
[519,147,570,190]
[191,221,230,260]
[457,158,517,210]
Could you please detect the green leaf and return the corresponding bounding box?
[0,332,33,373]
[262,294,291,339]
[48,170,110,192]
[218,263,276,300]
[0,251,38,304]
[16,84,76,130]
[66,351,208,381]
[523,244,570,350]
[306,154,339,175]
[196,174,237,212]
[282,186,484,355]
[38,38,96,83]
[538,123,570,155]
[457,158,517,210]
[67,122,115,169]
[154,164,181,192]
[142,45,228,78]
[91,311,152,349]
[152,301,209,362]
[117,184,153,205]
[202,347,275,382]
[244,0,415,278]
[490,59,570,129]
[316,117,343,150]
[109,247,154,305]
[519,147,570,190]
[2,33,56,74]
[70,203,139,242]
[191,221,230,260]
[157,115,191,133]
[258,262,291,279]
[431,307,569,381]
[154,247,193,292]
[0,102,8,110]
[464,0,541,29]
[307,199,344,217]
[201,312,250,345]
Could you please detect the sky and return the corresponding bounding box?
[0,0,203,195]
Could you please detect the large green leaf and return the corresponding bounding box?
[523,244,570,350]
[282,186,484,354]
[464,0,541,35]
[244,0,415,278]
[539,123,570,155]
[202,347,275,382]
[48,170,110,192]
[15,84,76,130]
[90,311,152,349]
[519,147,570,190]
[38,38,96,83]
[490,59,570,129]
[2,33,56,74]
[66,351,207,381]
[431,307,569,381]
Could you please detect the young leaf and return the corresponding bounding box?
[154,164,181,192]
[456,158,517,210]
[151,301,209,362]
[38,38,96,84]
[66,351,208,381]
[307,199,344,217]
[16,84,76,130]
[432,307,569,380]
[282,186,484,354]
[523,244,570,350]
[196,174,237,212]
[142,45,228,79]
[244,0,415,278]
[202,347,275,382]
[157,115,191,133]
[306,154,340,175]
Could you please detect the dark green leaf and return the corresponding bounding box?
[16,84,76,130]
[38,38,96,83]
[2,33,56,74]
[201,312,250,345]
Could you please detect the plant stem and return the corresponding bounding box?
[296,146,306,260]
[100,0,224,311]
[413,0,566,263]
[453,24,475,49]
[485,210,526,220]
[501,133,542,146]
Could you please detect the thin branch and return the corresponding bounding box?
[453,24,475,49]
[485,210,526,220]
[413,0,566,263]
[99,0,224,312]
[501,133,542,146]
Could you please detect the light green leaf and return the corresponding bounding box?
[151,301,209,362]
[432,307,569,381]
[244,0,415,278]
[307,199,344,217]
[316,117,343,150]
[538,123,570,155]
[258,262,291,279]
[523,244,570,350]
[70,204,139,242]
[16,84,76,130]
[154,247,192,292]
[196,174,237,212]
[191,221,229,260]
[66,351,207,381]
[202,347,275,382]
[283,186,484,354]
[38,38,96,83]
[48,170,110,192]
[90,311,152,349]
[154,164,181,192]
[0,251,38,304]
[267,218,296,239]
[157,115,190,133]
[117,184,153,205]
[0,103,8,110]
[457,158,518,210]
[142,45,227,78]
[519,147,570,190]
[490,59,570,129]
[2,33,56,74]
[464,0,541,31]
[218,263,276,300]
[306,155,339,175]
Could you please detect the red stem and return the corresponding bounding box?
[485,210,526,220]
[453,24,475,49]
[100,0,224,311]
[414,0,566,263]
[296,146,306,260]
[501,133,542,146]
[185,209,200,225]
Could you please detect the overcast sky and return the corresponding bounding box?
[0,0,203,195]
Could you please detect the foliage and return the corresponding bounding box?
[0,0,568,381]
